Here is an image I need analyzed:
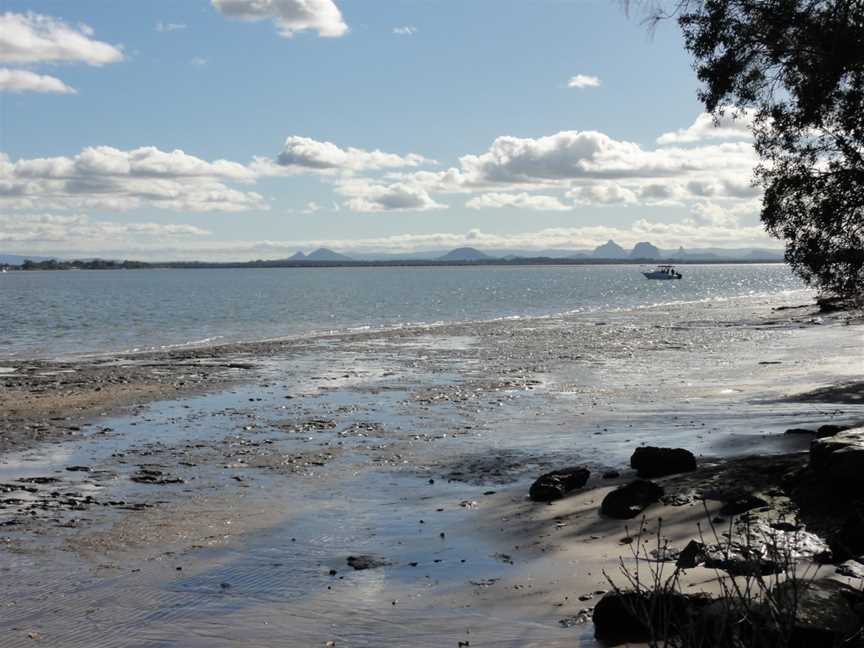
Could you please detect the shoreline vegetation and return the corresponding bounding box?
[1,291,863,645]
[1,257,787,271]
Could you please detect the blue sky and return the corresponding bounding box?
[0,0,770,259]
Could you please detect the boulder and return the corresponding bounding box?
[817,424,852,438]
[829,514,864,560]
[601,479,664,519]
[810,427,864,487]
[528,466,590,502]
[767,579,861,648]
[593,590,711,643]
[630,446,697,478]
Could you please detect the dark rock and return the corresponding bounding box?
[676,540,706,569]
[817,424,852,438]
[593,590,711,643]
[65,466,92,472]
[829,514,864,561]
[703,551,782,576]
[346,555,389,570]
[630,447,697,478]
[767,579,861,648]
[529,466,590,502]
[602,470,620,479]
[785,428,816,435]
[810,428,864,487]
[600,480,664,519]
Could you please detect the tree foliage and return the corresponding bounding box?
[633,0,864,297]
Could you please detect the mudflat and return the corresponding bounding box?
[1,294,862,647]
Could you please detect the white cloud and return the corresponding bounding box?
[657,108,756,145]
[157,22,187,32]
[0,12,123,65]
[466,192,571,211]
[395,129,759,208]
[393,26,417,36]
[211,0,348,38]
[0,68,75,94]
[0,147,264,212]
[455,131,755,187]
[336,179,445,212]
[190,56,208,66]
[0,213,210,247]
[568,183,639,206]
[567,74,601,89]
[264,136,430,173]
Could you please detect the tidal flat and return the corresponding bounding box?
[1,292,862,647]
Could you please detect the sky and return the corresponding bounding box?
[0,0,773,260]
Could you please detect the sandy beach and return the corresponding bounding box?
[1,292,863,647]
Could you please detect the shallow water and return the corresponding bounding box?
[0,264,803,358]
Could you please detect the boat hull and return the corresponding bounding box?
[642,272,681,280]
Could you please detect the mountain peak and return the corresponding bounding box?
[592,240,627,259]
[630,241,661,259]
[438,247,490,261]
[306,248,353,261]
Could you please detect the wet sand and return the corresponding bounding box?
[1,293,863,647]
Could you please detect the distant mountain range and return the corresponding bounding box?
[1,241,784,266]
[340,241,783,262]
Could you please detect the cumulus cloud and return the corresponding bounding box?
[336,179,445,212]
[568,183,639,206]
[0,68,75,94]
[0,12,123,65]
[262,136,430,174]
[459,131,756,185]
[567,74,601,89]
[393,25,417,36]
[657,108,756,145]
[388,127,760,213]
[466,192,571,211]
[0,147,264,212]
[211,0,348,38]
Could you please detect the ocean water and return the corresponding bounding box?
[0,264,806,359]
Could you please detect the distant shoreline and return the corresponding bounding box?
[3,257,786,271]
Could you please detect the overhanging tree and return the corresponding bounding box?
[634,0,864,298]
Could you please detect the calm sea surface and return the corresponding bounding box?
[0,264,806,359]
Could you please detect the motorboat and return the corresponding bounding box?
[642,264,682,280]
